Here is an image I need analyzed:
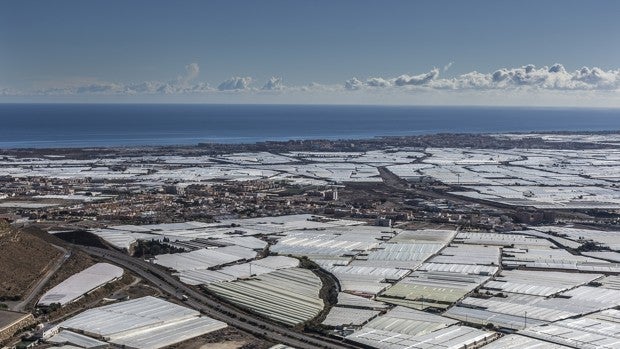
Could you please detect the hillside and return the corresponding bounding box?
[0,221,63,301]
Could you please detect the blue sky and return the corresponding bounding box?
[1,0,620,106]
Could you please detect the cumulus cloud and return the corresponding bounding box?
[344,77,364,91]
[443,62,454,72]
[345,68,440,90]
[5,62,619,105]
[366,77,391,88]
[218,76,253,91]
[444,64,620,90]
[262,76,284,90]
[178,62,200,85]
[394,68,440,86]
[345,64,620,91]
[572,66,618,88]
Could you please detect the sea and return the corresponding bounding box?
[0,104,619,148]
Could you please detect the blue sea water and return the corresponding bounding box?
[0,104,619,148]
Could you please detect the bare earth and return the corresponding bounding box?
[0,221,63,300]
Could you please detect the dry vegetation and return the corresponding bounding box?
[0,220,63,300]
[171,326,274,349]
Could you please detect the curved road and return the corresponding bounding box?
[77,245,359,349]
[13,244,71,311]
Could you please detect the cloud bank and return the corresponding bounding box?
[29,63,212,96]
[346,64,620,91]
[4,63,620,107]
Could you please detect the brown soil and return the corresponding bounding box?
[170,326,274,349]
[23,249,97,311]
[0,221,63,300]
[114,282,162,299]
[200,341,250,349]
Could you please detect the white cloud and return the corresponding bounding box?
[366,77,391,87]
[443,62,454,72]
[262,76,284,90]
[345,68,440,89]
[3,62,619,107]
[179,63,200,84]
[346,64,620,91]
[218,76,253,91]
[443,64,620,90]
[394,68,440,86]
[344,77,364,90]
[572,66,618,88]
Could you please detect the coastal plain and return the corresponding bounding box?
[1,132,619,349]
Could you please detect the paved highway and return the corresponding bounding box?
[77,245,360,349]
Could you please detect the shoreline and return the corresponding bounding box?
[1,131,619,157]
[2,104,620,150]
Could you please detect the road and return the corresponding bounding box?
[377,166,521,213]
[77,245,359,349]
[13,244,71,311]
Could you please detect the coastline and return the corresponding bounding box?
[2,131,619,158]
[2,104,620,149]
